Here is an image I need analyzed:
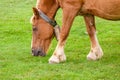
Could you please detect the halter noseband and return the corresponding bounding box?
[38,9,57,27]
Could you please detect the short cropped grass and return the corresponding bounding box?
[0,0,120,80]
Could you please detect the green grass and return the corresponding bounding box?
[0,0,120,80]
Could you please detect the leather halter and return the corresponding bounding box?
[37,9,60,41]
[38,9,57,27]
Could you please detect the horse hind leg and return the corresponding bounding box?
[84,15,103,60]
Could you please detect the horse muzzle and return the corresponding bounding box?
[32,49,46,57]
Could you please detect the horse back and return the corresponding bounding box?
[80,0,120,20]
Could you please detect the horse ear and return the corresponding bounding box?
[32,7,39,18]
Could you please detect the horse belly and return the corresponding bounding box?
[81,0,120,20]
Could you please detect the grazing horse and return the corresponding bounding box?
[30,0,120,63]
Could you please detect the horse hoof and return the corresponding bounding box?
[49,54,66,64]
[87,52,103,61]
[87,52,97,61]
[49,55,60,64]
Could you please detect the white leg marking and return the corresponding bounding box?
[49,44,66,64]
[87,35,103,60]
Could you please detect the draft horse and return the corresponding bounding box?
[30,0,120,63]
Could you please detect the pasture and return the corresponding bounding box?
[0,0,120,80]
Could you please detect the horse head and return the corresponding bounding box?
[30,0,59,56]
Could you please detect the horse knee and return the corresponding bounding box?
[87,29,96,37]
[60,32,69,41]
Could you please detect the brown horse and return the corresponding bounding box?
[30,0,120,63]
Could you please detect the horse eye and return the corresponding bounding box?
[32,27,38,31]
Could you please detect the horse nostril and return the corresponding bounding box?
[32,49,34,53]
[38,50,46,57]
[31,49,39,56]
[38,50,42,54]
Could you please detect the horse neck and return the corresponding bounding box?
[36,0,59,19]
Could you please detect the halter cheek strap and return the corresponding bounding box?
[38,9,57,27]
[37,9,60,41]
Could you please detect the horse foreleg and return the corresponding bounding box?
[84,15,103,60]
[49,8,78,64]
